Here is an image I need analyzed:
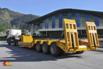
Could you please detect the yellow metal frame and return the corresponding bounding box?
[33,39,58,46]
[86,21,99,50]
[19,35,33,48]
[57,19,87,53]
[64,19,79,49]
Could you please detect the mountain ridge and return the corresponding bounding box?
[0,8,39,31]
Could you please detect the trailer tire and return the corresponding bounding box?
[42,43,49,54]
[35,43,42,52]
[50,44,60,56]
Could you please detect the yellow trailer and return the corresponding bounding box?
[19,19,89,56]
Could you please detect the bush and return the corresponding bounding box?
[0,23,8,32]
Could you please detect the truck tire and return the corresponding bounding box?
[7,38,11,45]
[42,43,49,54]
[50,44,60,56]
[7,37,15,46]
[7,38,14,46]
[8,41,11,46]
[35,43,42,52]
[10,39,16,46]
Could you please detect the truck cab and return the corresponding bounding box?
[6,29,22,46]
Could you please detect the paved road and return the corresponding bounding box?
[0,41,103,69]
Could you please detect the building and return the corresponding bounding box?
[28,9,103,38]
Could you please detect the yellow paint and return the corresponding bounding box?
[20,35,33,43]
[86,21,99,50]
[19,35,33,48]
[63,19,80,51]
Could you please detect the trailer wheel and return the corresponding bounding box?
[42,43,49,54]
[50,44,60,56]
[35,43,42,52]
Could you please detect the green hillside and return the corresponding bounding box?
[0,8,38,32]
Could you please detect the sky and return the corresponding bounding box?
[0,0,103,16]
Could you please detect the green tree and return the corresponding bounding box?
[0,23,8,32]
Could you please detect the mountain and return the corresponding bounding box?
[0,8,38,32]
[11,14,38,29]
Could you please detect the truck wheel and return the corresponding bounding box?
[11,40,16,46]
[35,43,42,52]
[8,42,11,46]
[42,43,49,54]
[7,38,11,46]
[11,42,15,46]
[50,44,60,56]
[8,37,15,46]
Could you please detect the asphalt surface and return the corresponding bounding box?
[0,41,103,69]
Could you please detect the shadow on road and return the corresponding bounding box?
[95,49,103,52]
[0,44,83,62]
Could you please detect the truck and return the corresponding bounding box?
[6,19,99,56]
[6,29,22,46]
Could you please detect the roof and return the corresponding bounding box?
[28,8,103,25]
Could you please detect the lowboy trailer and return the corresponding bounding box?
[7,19,99,56]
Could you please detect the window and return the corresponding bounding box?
[43,19,50,29]
[52,16,55,28]
[59,15,63,28]
[94,16,100,26]
[43,23,45,29]
[45,22,48,29]
[68,13,73,19]
[85,15,90,21]
[40,23,42,29]
[55,16,59,28]
[63,13,68,18]
[75,14,81,27]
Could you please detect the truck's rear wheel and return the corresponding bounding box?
[35,43,42,52]
[42,43,49,54]
[7,38,12,46]
[50,44,60,56]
